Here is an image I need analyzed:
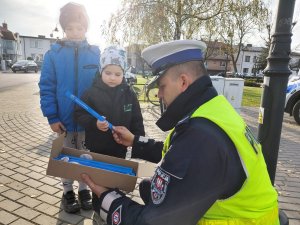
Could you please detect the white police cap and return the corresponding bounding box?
[142,39,206,75]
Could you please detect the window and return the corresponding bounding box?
[4,40,14,50]
[253,56,257,63]
[30,40,41,48]
[245,56,250,62]
[220,61,226,67]
[243,68,249,73]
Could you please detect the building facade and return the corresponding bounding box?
[236,44,264,76]
[20,35,55,62]
[0,22,22,66]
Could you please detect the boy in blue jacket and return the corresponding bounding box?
[39,2,100,214]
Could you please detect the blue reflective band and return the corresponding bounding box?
[55,154,136,176]
[65,91,113,130]
[152,49,204,74]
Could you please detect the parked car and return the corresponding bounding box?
[285,75,300,125]
[35,60,43,70]
[125,71,137,84]
[5,60,13,68]
[11,60,38,73]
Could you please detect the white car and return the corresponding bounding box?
[285,75,300,125]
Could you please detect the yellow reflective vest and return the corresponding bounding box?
[163,95,279,225]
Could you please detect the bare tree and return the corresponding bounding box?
[214,0,269,73]
[103,0,224,45]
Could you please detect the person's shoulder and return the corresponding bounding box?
[88,44,101,55]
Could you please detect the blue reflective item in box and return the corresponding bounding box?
[54,154,136,176]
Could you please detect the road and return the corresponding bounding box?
[0,72,40,90]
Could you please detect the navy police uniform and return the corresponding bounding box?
[93,75,246,225]
[91,40,247,225]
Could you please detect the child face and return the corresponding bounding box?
[64,22,86,41]
[101,65,124,87]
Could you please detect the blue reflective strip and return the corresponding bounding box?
[65,91,113,130]
[152,49,204,72]
[55,154,136,176]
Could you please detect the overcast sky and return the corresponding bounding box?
[0,0,300,51]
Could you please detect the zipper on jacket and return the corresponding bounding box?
[74,46,79,143]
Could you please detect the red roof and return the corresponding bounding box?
[0,25,17,40]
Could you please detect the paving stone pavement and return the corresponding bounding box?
[0,73,299,225]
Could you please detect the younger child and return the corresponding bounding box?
[75,45,145,157]
[74,45,145,223]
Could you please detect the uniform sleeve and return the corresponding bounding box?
[96,119,245,225]
[131,136,163,163]
[38,51,60,124]
[74,90,98,130]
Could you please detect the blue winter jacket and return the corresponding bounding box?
[39,40,100,132]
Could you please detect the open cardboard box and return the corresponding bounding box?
[46,134,156,192]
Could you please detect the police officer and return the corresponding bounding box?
[81,40,279,225]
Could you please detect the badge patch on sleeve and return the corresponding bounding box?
[112,205,122,225]
[151,167,170,205]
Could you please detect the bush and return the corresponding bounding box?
[244,80,262,87]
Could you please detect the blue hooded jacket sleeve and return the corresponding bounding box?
[39,50,60,124]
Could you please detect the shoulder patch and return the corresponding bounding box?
[151,167,170,205]
[112,205,122,225]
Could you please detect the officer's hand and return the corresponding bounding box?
[50,122,66,134]
[96,119,109,132]
[81,173,108,198]
[112,126,134,147]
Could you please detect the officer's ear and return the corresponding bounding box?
[179,73,191,92]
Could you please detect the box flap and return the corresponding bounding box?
[50,133,64,158]
[137,161,157,177]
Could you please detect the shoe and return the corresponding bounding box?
[62,191,80,213]
[78,189,93,210]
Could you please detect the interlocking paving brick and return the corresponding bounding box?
[37,193,60,205]
[14,206,40,220]
[23,178,43,188]
[10,173,29,182]
[0,210,18,224]
[13,167,31,175]
[37,184,60,195]
[2,189,24,201]
[0,199,22,211]
[39,176,60,186]
[0,184,9,193]
[3,162,19,169]
[0,168,16,176]
[30,165,45,173]
[289,220,300,225]
[20,187,43,197]
[10,218,35,225]
[33,214,60,225]
[27,171,44,180]
[54,210,84,224]
[17,196,42,208]
[35,202,61,216]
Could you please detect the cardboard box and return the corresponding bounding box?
[46,134,156,192]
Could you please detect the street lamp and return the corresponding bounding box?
[50,25,60,40]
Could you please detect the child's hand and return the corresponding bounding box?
[50,122,66,134]
[96,119,109,132]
